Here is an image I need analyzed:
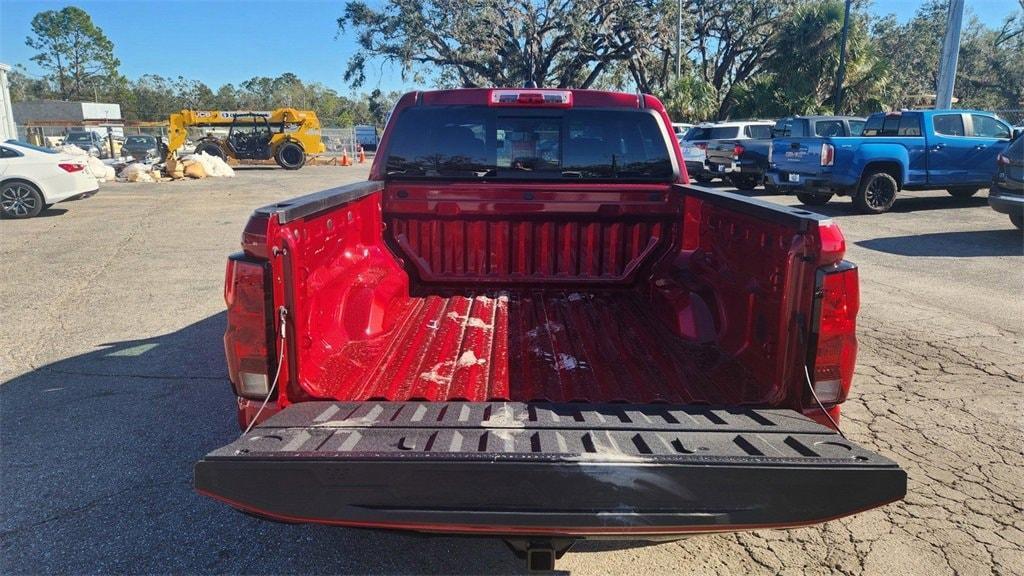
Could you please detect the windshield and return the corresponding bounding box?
[683,127,711,141]
[66,133,93,143]
[4,139,57,154]
[383,107,674,181]
[125,136,155,146]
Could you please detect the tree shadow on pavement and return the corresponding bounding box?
[0,313,526,575]
[855,229,1024,257]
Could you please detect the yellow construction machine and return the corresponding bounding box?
[166,108,325,169]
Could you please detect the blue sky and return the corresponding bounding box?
[1,0,1019,96]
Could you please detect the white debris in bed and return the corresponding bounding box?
[554,353,586,371]
[457,350,486,368]
[526,321,564,338]
[446,311,492,330]
[417,352,487,385]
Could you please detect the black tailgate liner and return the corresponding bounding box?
[195,402,906,536]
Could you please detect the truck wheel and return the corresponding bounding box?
[275,142,305,170]
[853,172,899,214]
[730,174,760,190]
[796,192,833,206]
[947,187,979,200]
[1,181,44,219]
[195,142,225,159]
[1010,212,1023,230]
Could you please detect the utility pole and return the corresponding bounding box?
[675,0,682,80]
[935,0,964,109]
[832,0,853,114]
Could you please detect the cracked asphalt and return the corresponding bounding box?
[1,168,1021,575]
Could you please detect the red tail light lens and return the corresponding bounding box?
[733,144,744,158]
[224,255,275,399]
[695,143,707,151]
[58,163,86,173]
[809,262,859,406]
[997,154,1010,166]
[820,143,835,167]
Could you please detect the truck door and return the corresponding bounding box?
[928,113,972,186]
[965,114,1013,184]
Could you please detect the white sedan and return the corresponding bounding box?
[0,139,99,219]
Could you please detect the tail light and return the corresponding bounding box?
[997,153,1010,166]
[58,163,86,173]
[820,143,835,167]
[224,255,275,399]
[767,142,774,164]
[808,262,859,407]
[695,143,707,151]
[732,144,744,159]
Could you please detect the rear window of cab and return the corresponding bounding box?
[383,107,675,181]
[863,113,922,137]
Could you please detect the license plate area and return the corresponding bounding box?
[788,173,800,183]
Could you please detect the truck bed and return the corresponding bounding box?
[312,291,760,405]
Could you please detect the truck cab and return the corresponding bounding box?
[195,89,905,570]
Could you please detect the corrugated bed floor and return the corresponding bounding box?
[313,292,763,404]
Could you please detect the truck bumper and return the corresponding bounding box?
[988,184,1024,215]
[708,159,759,176]
[195,401,906,537]
[685,160,712,179]
[767,171,835,194]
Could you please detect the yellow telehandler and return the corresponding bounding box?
[166,108,326,170]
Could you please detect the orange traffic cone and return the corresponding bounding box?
[357,146,366,164]
[340,149,351,166]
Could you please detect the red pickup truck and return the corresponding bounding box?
[196,89,905,570]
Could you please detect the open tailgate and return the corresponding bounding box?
[195,402,905,536]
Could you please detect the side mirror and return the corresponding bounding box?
[1012,127,1023,139]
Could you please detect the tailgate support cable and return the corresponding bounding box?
[796,309,846,438]
[243,306,288,436]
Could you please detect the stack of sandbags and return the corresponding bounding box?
[165,155,185,179]
[180,151,235,178]
[56,144,88,157]
[121,163,155,183]
[183,159,207,179]
[86,155,116,182]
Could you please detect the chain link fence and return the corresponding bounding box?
[994,110,1024,126]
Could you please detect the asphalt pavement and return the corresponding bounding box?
[1,168,1021,575]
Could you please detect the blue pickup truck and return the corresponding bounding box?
[767,110,1018,213]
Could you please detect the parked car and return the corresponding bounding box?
[194,88,905,572]
[989,132,1023,229]
[768,110,1016,213]
[704,121,774,189]
[672,122,694,139]
[64,130,108,158]
[121,135,168,162]
[679,123,715,182]
[0,139,99,219]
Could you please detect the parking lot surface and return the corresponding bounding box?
[1,169,1021,575]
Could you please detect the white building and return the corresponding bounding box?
[0,63,16,141]
[13,99,124,140]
